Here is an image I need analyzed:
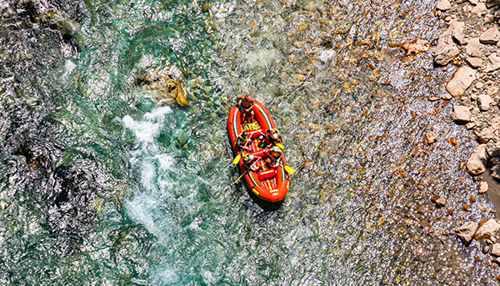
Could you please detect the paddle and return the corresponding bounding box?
[233,170,248,184]
[284,165,295,175]
[233,153,241,164]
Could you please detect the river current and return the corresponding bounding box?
[0,0,497,285]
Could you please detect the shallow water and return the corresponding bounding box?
[0,0,498,285]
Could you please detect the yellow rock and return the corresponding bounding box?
[296,74,304,81]
[135,66,189,106]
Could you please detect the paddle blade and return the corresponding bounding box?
[232,154,241,164]
[276,143,284,149]
[284,165,295,175]
[220,96,230,101]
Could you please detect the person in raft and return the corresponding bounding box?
[243,152,261,172]
[268,146,283,169]
[265,128,282,148]
[236,131,252,151]
[236,94,255,123]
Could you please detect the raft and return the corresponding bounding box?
[227,100,290,202]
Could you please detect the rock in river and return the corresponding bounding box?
[402,39,430,56]
[135,66,189,106]
[477,128,494,143]
[431,195,447,206]
[492,244,500,256]
[446,66,477,97]
[466,144,487,175]
[455,221,478,244]
[423,131,438,145]
[485,53,500,73]
[451,106,471,122]
[474,218,500,240]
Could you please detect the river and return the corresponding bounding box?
[0,0,497,284]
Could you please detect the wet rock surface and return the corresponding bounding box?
[456,221,478,244]
[135,66,189,106]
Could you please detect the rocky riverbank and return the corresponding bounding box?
[432,0,500,271]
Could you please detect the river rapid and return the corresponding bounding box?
[0,0,497,285]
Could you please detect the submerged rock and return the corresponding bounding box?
[466,144,487,175]
[456,221,478,244]
[431,195,447,206]
[423,131,438,145]
[403,39,430,56]
[474,218,500,240]
[135,66,189,106]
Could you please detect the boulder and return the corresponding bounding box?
[440,20,466,45]
[434,36,461,66]
[466,38,484,57]
[423,131,438,145]
[477,128,494,143]
[466,57,483,68]
[402,39,430,56]
[135,66,189,106]
[478,94,493,111]
[446,66,477,97]
[480,27,500,44]
[437,0,451,10]
[456,221,478,244]
[466,144,487,175]
[451,105,471,122]
[492,244,500,256]
[469,0,478,4]
[479,181,488,193]
[485,53,500,72]
[474,218,500,240]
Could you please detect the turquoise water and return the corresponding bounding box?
[1,0,499,284]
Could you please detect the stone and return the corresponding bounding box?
[434,36,461,66]
[479,181,489,194]
[466,38,484,57]
[480,27,500,44]
[431,195,446,206]
[402,39,430,56]
[446,66,477,97]
[469,0,478,4]
[442,93,453,100]
[487,141,500,157]
[437,0,451,10]
[476,82,485,89]
[485,53,500,72]
[478,94,494,111]
[135,66,189,106]
[451,105,472,122]
[478,128,494,143]
[475,219,500,240]
[486,0,498,8]
[456,221,478,244]
[467,144,487,175]
[493,164,500,180]
[441,20,466,45]
[472,3,487,14]
[466,57,483,68]
[423,131,438,145]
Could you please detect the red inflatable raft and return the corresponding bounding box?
[227,100,289,202]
